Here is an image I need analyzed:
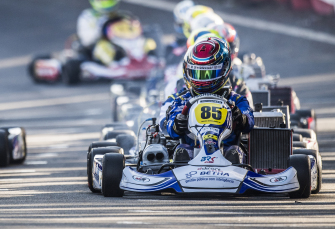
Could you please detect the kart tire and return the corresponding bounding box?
[87,141,118,162]
[293,148,322,194]
[62,59,81,85]
[312,154,323,194]
[288,154,311,199]
[295,109,315,119]
[0,127,27,163]
[294,129,316,140]
[0,130,10,167]
[87,146,123,193]
[28,54,52,83]
[103,130,135,141]
[293,141,307,148]
[293,133,303,142]
[102,153,125,197]
[112,96,118,122]
[116,134,136,155]
[13,129,27,164]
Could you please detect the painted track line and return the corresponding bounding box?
[124,0,335,45]
[0,93,109,111]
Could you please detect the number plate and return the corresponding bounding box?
[195,103,227,125]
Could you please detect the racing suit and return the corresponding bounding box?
[160,88,254,163]
[76,9,131,63]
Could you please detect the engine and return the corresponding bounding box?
[139,120,170,173]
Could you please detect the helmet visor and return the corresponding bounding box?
[186,63,223,81]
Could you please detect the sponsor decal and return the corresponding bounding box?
[201,156,217,163]
[185,171,197,178]
[132,175,150,182]
[200,171,229,176]
[203,134,218,141]
[200,100,222,104]
[197,167,222,171]
[185,178,196,183]
[216,177,234,183]
[270,176,287,183]
[187,63,223,70]
[200,127,220,134]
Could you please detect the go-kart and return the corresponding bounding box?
[28,16,165,85]
[87,94,321,198]
[0,127,27,167]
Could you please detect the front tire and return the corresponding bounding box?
[0,130,9,167]
[293,148,322,194]
[102,153,125,197]
[288,154,311,199]
[87,147,123,193]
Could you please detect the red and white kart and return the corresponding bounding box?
[28,22,165,85]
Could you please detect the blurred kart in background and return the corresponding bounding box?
[234,53,317,132]
[0,127,27,167]
[28,15,165,85]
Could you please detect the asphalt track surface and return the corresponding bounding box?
[0,0,335,228]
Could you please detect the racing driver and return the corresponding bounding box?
[164,38,254,164]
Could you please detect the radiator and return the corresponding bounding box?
[254,111,285,128]
[248,127,292,173]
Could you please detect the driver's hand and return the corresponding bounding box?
[173,113,188,135]
[232,106,248,131]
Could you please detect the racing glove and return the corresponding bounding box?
[232,106,248,132]
[173,113,188,135]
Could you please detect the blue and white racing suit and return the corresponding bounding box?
[160,88,254,161]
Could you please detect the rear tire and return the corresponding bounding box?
[288,154,311,199]
[87,146,123,193]
[62,59,81,85]
[293,141,307,148]
[0,130,9,167]
[116,134,136,155]
[292,134,303,142]
[294,129,316,140]
[102,153,125,197]
[27,55,52,83]
[103,130,135,141]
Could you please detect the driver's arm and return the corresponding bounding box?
[234,95,254,133]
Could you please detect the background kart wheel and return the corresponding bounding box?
[288,154,311,199]
[116,134,136,155]
[0,127,27,164]
[112,95,119,122]
[293,141,307,148]
[27,54,52,83]
[295,109,315,119]
[294,129,316,140]
[102,153,125,197]
[293,148,322,194]
[87,146,123,193]
[103,130,135,141]
[87,141,118,157]
[13,128,27,164]
[62,59,81,85]
[293,133,303,142]
[0,130,10,167]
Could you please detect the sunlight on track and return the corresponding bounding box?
[0,93,109,111]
